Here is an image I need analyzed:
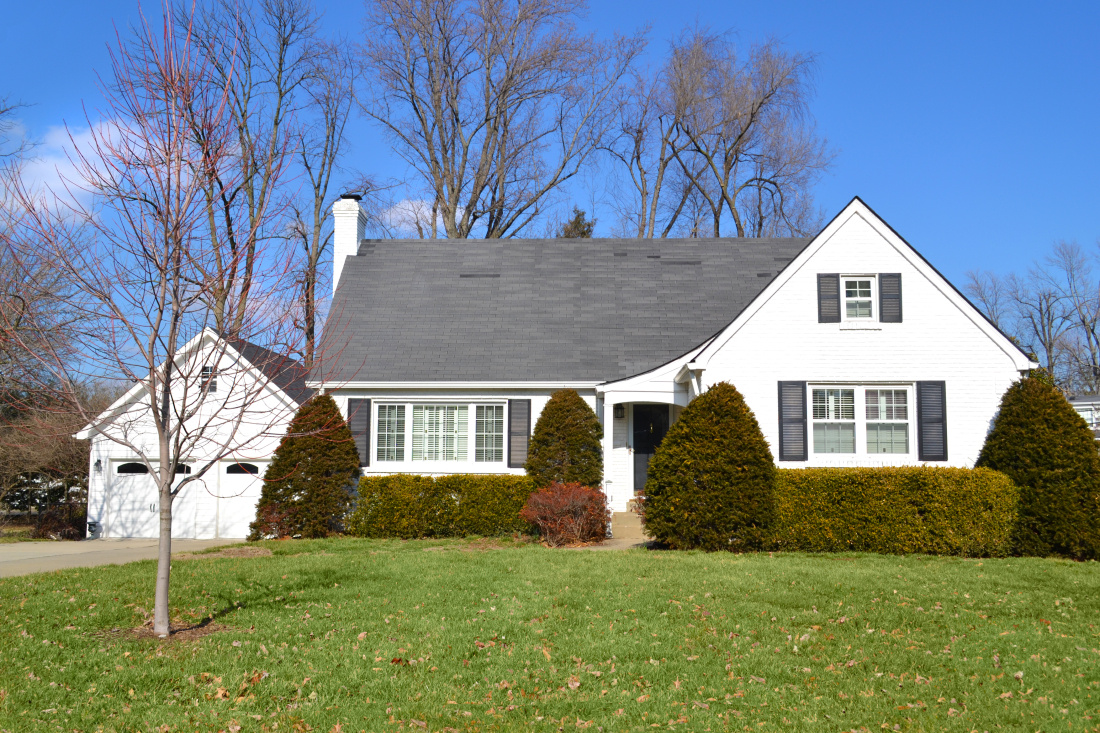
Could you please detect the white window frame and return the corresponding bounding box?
[864,388,910,454]
[374,401,507,466]
[811,387,856,454]
[842,275,876,321]
[809,383,914,458]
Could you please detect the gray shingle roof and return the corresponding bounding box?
[231,338,312,405]
[314,237,810,384]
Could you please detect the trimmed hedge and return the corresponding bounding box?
[249,394,360,540]
[976,373,1100,559]
[771,467,1019,557]
[345,474,536,538]
[525,389,603,488]
[643,381,775,551]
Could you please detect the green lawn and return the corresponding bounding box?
[1,539,1098,732]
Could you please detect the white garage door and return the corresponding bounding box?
[107,462,199,539]
[217,461,266,538]
[107,464,159,538]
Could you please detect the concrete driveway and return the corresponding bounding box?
[0,538,239,577]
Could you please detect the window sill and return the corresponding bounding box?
[839,324,882,331]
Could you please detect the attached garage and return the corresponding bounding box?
[101,460,268,539]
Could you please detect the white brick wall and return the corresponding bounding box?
[702,209,1025,469]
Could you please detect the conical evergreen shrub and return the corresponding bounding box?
[976,373,1100,559]
[525,389,603,488]
[249,394,360,540]
[643,382,775,551]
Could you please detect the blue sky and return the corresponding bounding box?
[2,0,1098,284]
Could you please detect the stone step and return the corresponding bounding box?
[610,511,648,540]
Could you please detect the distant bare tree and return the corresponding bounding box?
[361,0,644,239]
[665,30,830,237]
[180,0,318,334]
[1044,241,1100,392]
[965,269,1012,331]
[1003,268,1072,377]
[603,66,690,238]
[289,40,357,368]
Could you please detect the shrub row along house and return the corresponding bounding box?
[82,197,1036,537]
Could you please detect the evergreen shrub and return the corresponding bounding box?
[772,467,1018,556]
[248,394,360,540]
[346,474,535,538]
[525,389,603,487]
[519,482,609,546]
[976,374,1100,559]
[642,381,775,551]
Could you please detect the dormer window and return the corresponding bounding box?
[201,365,218,394]
[843,277,874,319]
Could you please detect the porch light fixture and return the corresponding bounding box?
[94,459,102,474]
[613,404,625,419]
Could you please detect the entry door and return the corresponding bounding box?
[633,404,670,495]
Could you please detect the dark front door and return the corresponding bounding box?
[633,404,670,495]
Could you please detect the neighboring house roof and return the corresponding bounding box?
[228,337,312,406]
[315,236,811,384]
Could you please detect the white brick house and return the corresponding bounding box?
[316,196,1035,514]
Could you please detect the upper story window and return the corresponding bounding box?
[844,277,874,320]
[201,365,218,394]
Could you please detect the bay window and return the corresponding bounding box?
[375,402,506,464]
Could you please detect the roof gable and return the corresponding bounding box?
[76,330,309,439]
[691,197,1035,371]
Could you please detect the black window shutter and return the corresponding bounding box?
[817,274,840,323]
[508,399,532,468]
[916,382,947,461]
[777,381,808,461]
[347,398,371,467]
[879,273,902,323]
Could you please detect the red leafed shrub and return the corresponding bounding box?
[520,482,609,546]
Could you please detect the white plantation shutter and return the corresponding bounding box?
[413,405,467,461]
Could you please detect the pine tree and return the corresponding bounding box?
[525,389,603,487]
[557,206,596,238]
[976,373,1100,559]
[249,394,360,540]
[643,382,775,551]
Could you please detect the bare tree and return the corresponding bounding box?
[965,269,1012,331]
[1,7,303,636]
[664,30,830,237]
[1044,241,1100,392]
[289,40,356,368]
[602,66,691,238]
[180,0,318,334]
[0,97,32,162]
[1004,268,1072,377]
[361,0,644,239]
